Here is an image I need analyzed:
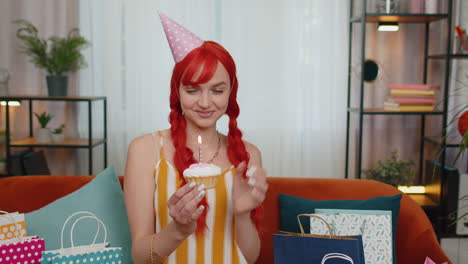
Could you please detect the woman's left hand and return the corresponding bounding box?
[232,161,268,216]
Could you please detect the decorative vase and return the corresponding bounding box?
[0,68,9,96]
[375,0,400,13]
[458,111,468,136]
[51,133,64,143]
[425,0,437,13]
[36,128,51,143]
[456,34,468,54]
[46,75,68,96]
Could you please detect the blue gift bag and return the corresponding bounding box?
[274,214,365,264]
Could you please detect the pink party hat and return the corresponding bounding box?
[158,12,204,63]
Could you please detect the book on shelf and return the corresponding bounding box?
[389,94,436,99]
[383,102,435,112]
[389,83,440,90]
[386,96,436,105]
[390,89,435,96]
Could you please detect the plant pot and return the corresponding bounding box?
[46,75,68,96]
[375,0,400,13]
[0,68,9,95]
[36,128,51,143]
[425,0,437,13]
[51,133,64,143]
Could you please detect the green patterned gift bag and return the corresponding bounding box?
[311,209,393,264]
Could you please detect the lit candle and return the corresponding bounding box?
[197,135,202,163]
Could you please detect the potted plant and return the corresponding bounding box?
[51,124,65,142]
[362,151,415,187]
[13,19,89,96]
[453,195,468,230]
[34,112,53,142]
[432,73,468,166]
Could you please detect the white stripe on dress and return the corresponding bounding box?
[187,230,196,264]
[223,171,233,263]
[154,160,161,232]
[204,188,215,264]
[167,161,177,264]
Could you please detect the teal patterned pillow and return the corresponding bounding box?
[26,167,133,264]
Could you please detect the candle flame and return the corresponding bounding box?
[198,135,202,144]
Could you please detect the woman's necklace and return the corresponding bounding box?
[203,133,222,163]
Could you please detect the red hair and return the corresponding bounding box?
[168,41,263,235]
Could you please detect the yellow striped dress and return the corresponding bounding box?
[153,131,247,264]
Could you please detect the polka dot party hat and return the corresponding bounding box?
[158,12,204,63]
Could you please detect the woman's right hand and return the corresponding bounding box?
[167,182,206,237]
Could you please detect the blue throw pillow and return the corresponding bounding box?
[279,193,402,264]
[25,166,133,264]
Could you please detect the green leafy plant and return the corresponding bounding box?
[13,19,89,75]
[433,73,468,165]
[450,195,468,227]
[52,124,65,134]
[34,112,54,128]
[362,151,415,187]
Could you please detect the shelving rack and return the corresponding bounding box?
[0,95,107,176]
[345,0,455,184]
[345,0,468,239]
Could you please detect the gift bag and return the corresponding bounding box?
[0,211,27,241]
[312,209,393,264]
[41,211,123,264]
[0,235,45,263]
[322,253,355,264]
[274,214,365,264]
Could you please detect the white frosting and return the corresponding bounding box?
[183,163,221,177]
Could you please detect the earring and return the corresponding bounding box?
[181,111,185,116]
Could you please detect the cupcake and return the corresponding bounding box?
[183,163,222,189]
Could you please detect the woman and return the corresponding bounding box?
[124,13,268,264]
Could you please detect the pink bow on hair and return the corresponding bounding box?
[424,257,448,264]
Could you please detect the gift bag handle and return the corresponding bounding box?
[321,253,354,264]
[297,214,335,237]
[69,215,107,249]
[0,210,22,242]
[60,211,101,249]
[0,210,17,226]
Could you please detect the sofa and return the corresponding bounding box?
[0,175,451,264]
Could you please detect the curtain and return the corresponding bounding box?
[79,0,349,178]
